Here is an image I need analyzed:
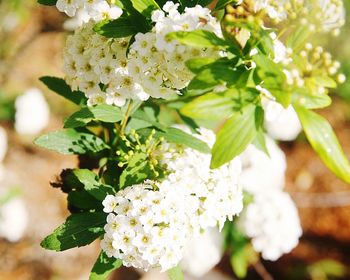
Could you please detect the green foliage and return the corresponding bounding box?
[64,105,123,128]
[90,251,123,280]
[0,94,15,121]
[37,0,57,5]
[181,88,259,120]
[93,0,152,38]
[166,30,229,49]
[295,106,350,183]
[131,0,160,17]
[41,212,107,251]
[214,0,236,11]
[40,76,87,105]
[94,15,145,38]
[292,89,332,109]
[34,129,109,155]
[211,104,258,168]
[308,259,347,280]
[223,222,257,279]
[167,265,184,280]
[72,169,116,200]
[119,152,152,188]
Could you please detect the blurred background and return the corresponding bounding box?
[1,1,350,280]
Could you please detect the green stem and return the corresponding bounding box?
[120,101,133,136]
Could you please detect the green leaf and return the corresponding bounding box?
[252,130,269,156]
[167,265,184,280]
[73,169,116,201]
[34,129,109,155]
[230,251,248,278]
[119,153,151,188]
[157,127,211,154]
[64,105,123,128]
[94,17,138,38]
[181,91,236,120]
[166,30,229,49]
[94,11,150,38]
[295,106,350,183]
[312,76,337,88]
[214,0,236,11]
[188,64,244,95]
[37,0,57,5]
[131,0,159,17]
[211,105,257,168]
[41,212,107,251]
[292,89,332,109]
[39,76,87,105]
[68,191,101,211]
[286,26,311,52]
[90,251,122,280]
[131,107,165,130]
[185,57,221,74]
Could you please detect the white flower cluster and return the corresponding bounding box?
[161,127,243,230]
[15,88,50,135]
[63,2,220,106]
[56,0,122,21]
[239,136,302,260]
[152,1,221,52]
[101,128,243,271]
[238,191,302,261]
[101,181,195,272]
[250,0,345,34]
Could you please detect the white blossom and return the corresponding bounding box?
[0,197,28,242]
[181,227,224,277]
[63,2,221,106]
[238,191,302,261]
[159,127,243,230]
[263,100,302,141]
[259,90,302,141]
[240,136,286,194]
[15,88,50,135]
[101,181,195,272]
[56,0,122,22]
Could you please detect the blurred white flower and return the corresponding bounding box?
[0,127,7,162]
[260,91,302,141]
[15,88,50,135]
[240,136,286,194]
[264,102,302,141]
[238,191,302,261]
[181,227,224,277]
[0,197,28,242]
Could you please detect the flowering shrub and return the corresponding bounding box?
[36,0,349,279]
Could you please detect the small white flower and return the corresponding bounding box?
[238,191,302,261]
[0,197,28,242]
[15,88,50,135]
[240,136,286,194]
